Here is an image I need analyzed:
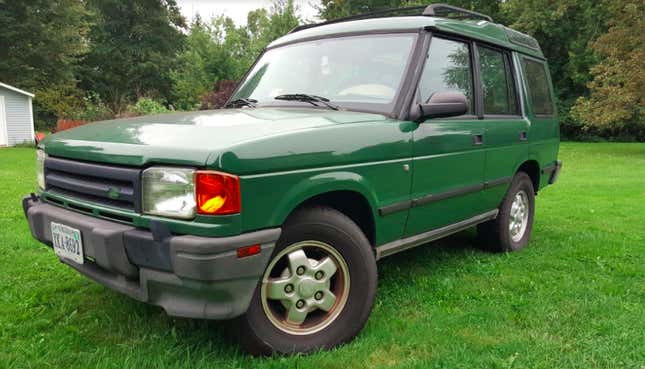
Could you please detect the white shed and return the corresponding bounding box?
[0,82,35,146]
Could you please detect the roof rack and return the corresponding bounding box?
[289,3,493,34]
[423,4,493,22]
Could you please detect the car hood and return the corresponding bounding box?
[42,108,389,167]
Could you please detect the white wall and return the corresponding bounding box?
[0,87,34,146]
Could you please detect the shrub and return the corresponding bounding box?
[127,97,169,116]
[200,80,238,110]
[36,87,113,131]
[78,93,113,122]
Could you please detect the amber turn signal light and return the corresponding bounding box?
[195,171,241,215]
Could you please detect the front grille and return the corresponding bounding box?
[44,157,141,212]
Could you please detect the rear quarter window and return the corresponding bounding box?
[522,58,554,115]
[478,46,519,115]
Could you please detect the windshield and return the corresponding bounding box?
[232,34,417,111]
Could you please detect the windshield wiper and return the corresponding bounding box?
[274,94,340,111]
[225,98,257,108]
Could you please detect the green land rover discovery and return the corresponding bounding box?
[24,4,562,354]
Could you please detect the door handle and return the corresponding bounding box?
[519,131,528,141]
[472,134,484,145]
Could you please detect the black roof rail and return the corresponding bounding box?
[288,3,493,34]
[423,4,493,22]
[289,6,427,34]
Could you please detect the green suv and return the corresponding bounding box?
[24,4,562,355]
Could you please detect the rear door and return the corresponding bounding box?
[519,55,560,188]
[475,44,529,210]
[404,35,487,237]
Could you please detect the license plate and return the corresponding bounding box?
[51,222,84,264]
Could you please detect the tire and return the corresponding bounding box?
[237,206,377,355]
[478,172,535,252]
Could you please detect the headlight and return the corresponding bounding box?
[142,167,196,219]
[36,149,47,190]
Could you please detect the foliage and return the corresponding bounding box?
[501,0,609,139]
[35,84,86,121]
[0,0,89,91]
[36,86,112,125]
[245,0,301,58]
[79,0,186,114]
[570,0,644,141]
[170,16,241,111]
[2,143,644,367]
[0,0,90,130]
[200,80,238,110]
[170,1,299,111]
[76,93,113,122]
[127,97,169,116]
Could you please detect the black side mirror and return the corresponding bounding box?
[410,91,468,122]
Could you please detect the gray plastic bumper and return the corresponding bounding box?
[23,196,281,320]
[543,160,563,185]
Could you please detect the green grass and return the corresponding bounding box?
[1,143,643,369]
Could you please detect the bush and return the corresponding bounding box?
[35,87,113,131]
[77,93,113,122]
[200,80,238,110]
[127,97,169,116]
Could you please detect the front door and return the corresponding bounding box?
[404,35,487,237]
[0,96,8,146]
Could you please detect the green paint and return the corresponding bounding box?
[37,15,559,247]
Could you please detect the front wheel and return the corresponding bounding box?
[237,206,377,355]
[478,172,535,252]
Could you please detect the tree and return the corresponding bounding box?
[79,0,186,114]
[571,0,644,140]
[247,0,301,56]
[170,0,300,110]
[502,0,608,114]
[0,0,89,128]
[170,16,238,110]
[0,0,89,91]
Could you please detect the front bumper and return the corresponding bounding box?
[23,196,281,320]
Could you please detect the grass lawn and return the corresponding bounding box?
[1,143,643,369]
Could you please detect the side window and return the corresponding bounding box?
[522,58,554,115]
[418,37,473,114]
[478,46,519,115]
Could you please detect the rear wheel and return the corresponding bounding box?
[237,206,377,355]
[478,172,535,252]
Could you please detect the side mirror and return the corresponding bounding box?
[410,91,468,122]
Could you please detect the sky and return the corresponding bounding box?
[175,0,321,26]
